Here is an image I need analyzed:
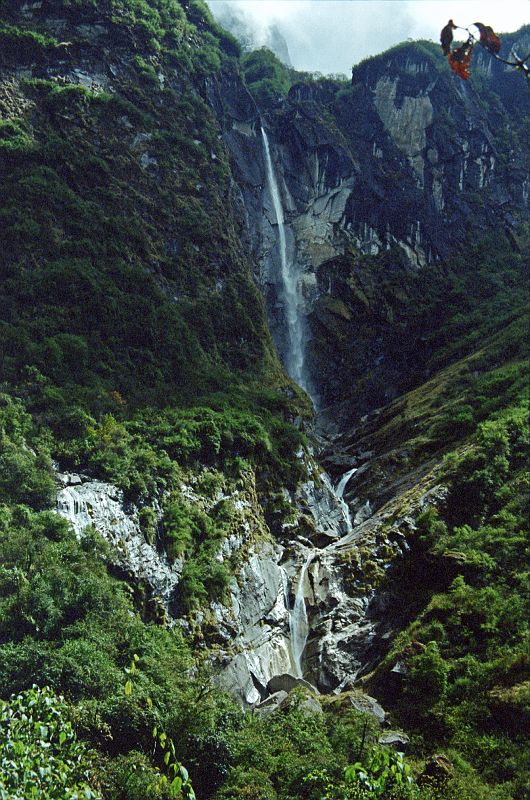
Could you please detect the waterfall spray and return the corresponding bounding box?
[261,127,309,393]
[336,467,357,499]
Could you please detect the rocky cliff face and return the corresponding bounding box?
[54,432,449,706]
[217,35,528,409]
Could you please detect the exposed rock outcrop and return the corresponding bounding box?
[218,38,528,410]
[56,473,181,609]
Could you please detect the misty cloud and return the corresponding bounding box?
[207,1,529,75]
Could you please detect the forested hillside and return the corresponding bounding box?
[0,2,528,799]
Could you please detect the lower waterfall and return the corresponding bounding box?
[285,468,361,681]
[336,467,357,499]
[289,551,315,678]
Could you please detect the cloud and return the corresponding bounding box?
[207,0,530,74]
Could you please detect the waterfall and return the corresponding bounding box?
[289,551,314,677]
[334,469,356,535]
[336,467,357,499]
[261,127,309,393]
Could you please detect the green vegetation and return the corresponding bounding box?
[311,230,528,417]
[241,47,347,107]
[0,1,527,798]
[0,118,35,154]
[0,21,59,61]
[241,48,294,106]
[0,686,100,799]
[371,389,529,798]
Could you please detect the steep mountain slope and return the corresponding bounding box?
[0,0,280,404]
[225,33,528,411]
[0,3,528,799]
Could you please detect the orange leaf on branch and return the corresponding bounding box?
[441,17,528,86]
[448,41,474,80]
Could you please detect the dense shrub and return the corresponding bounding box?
[0,686,100,799]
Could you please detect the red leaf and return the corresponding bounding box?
[448,42,474,80]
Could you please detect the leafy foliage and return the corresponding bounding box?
[372,388,529,797]
[0,686,100,799]
[123,654,196,800]
[241,48,293,106]
[344,748,413,797]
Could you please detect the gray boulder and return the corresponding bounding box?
[254,690,288,715]
[267,673,319,696]
[349,692,386,725]
[298,695,323,715]
[378,731,410,750]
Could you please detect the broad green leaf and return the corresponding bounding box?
[179,765,189,782]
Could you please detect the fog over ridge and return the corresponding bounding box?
[207,1,529,74]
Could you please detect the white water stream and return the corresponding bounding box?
[261,128,361,680]
[336,467,357,499]
[289,551,315,677]
[287,468,359,676]
[261,127,309,393]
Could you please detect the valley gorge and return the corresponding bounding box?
[0,2,528,799]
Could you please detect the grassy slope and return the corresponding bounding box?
[319,306,529,798]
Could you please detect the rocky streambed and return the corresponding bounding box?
[55,416,447,711]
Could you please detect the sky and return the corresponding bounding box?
[207,0,529,74]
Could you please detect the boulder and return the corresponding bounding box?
[378,731,410,750]
[298,695,323,715]
[349,692,386,725]
[254,691,288,715]
[267,673,319,696]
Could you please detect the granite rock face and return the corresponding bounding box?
[54,449,426,708]
[56,473,181,609]
[218,38,528,409]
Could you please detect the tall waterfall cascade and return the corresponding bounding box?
[261,127,312,397]
[260,131,362,686]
